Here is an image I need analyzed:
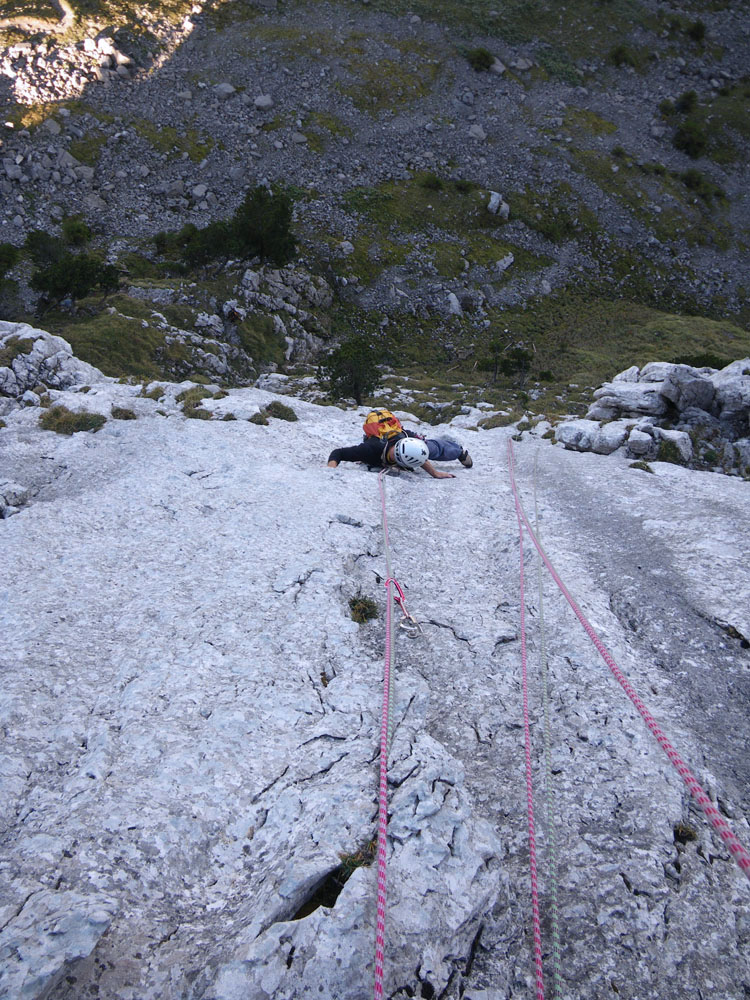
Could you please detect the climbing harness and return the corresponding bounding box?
[507,439,750,886]
[373,469,422,999]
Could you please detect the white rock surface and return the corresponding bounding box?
[0,344,749,1000]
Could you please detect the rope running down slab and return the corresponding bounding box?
[373,470,396,1000]
[508,439,750,883]
[511,460,547,1000]
[533,451,563,999]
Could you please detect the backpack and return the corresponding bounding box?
[362,408,403,441]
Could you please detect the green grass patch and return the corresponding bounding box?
[131,119,213,162]
[49,298,172,379]
[508,183,600,244]
[340,55,442,115]
[68,133,108,167]
[237,313,286,365]
[570,148,732,250]
[264,400,298,421]
[0,335,35,368]
[39,405,106,435]
[302,111,353,153]
[339,175,551,277]
[349,594,378,623]
[563,107,617,137]
[486,295,750,390]
[111,406,137,419]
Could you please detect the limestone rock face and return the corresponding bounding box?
[555,418,630,455]
[0,322,107,398]
[0,889,117,1000]
[660,365,715,413]
[558,358,750,474]
[711,359,750,430]
[591,380,668,417]
[210,731,502,1000]
[1,340,749,1000]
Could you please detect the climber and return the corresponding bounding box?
[327,434,473,479]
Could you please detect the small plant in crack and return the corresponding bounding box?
[339,838,376,876]
[349,594,378,623]
[673,821,698,844]
[291,840,376,921]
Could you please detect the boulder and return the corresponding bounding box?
[710,358,750,430]
[592,380,668,417]
[555,418,630,454]
[0,322,107,397]
[660,364,715,412]
[626,427,655,457]
[214,82,236,99]
[0,480,29,518]
[656,427,693,463]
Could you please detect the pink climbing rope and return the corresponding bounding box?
[512,478,547,1000]
[374,471,396,999]
[507,440,750,883]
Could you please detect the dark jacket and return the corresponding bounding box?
[328,437,395,468]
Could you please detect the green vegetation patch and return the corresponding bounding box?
[570,148,732,250]
[340,174,550,279]
[340,54,442,115]
[131,119,213,162]
[485,295,750,390]
[264,400,298,421]
[54,297,173,379]
[508,183,600,245]
[178,384,214,419]
[661,80,750,164]
[39,405,106,435]
[302,111,353,153]
[68,133,108,167]
[349,594,378,623]
[564,107,617,137]
[0,335,35,368]
[237,313,287,366]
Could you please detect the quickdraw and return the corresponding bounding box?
[384,577,423,637]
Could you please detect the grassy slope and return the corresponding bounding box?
[4,0,750,409]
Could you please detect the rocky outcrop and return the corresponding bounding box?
[555,359,750,475]
[0,322,107,402]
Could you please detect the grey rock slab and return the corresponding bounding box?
[0,889,116,1000]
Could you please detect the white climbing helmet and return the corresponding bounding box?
[394,437,429,469]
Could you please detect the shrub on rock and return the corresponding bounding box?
[39,406,106,435]
[264,400,298,422]
[31,253,119,303]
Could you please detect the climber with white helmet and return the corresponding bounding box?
[327,431,472,479]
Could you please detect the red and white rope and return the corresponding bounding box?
[508,439,750,882]
[512,470,547,1000]
[374,470,396,999]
